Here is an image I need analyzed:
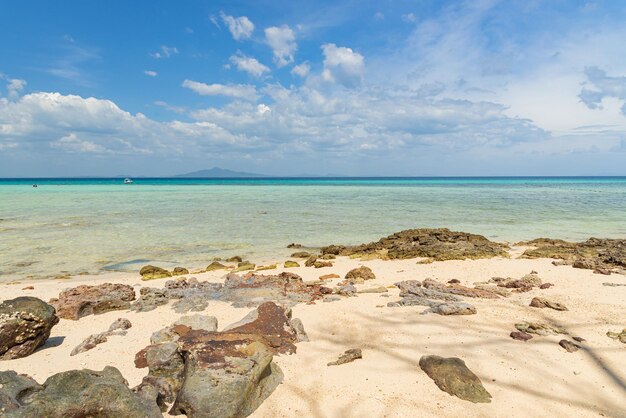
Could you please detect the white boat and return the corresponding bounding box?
[123,178,133,184]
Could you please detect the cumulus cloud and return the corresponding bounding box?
[220,12,254,41]
[291,62,311,77]
[265,25,297,67]
[321,44,364,87]
[229,52,270,77]
[182,80,258,100]
[150,45,179,59]
[7,79,26,99]
[579,67,626,114]
[144,70,158,77]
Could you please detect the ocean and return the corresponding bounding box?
[1,177,625,280]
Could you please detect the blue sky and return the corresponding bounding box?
[1,0,626,176]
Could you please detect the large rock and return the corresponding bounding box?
[49,283,135,320]
[321,228,508,261]
[140,265,172,280]
[344,266,375,283]
[0,297,59,360]
[3,366,161,417]
[0,371,42,413]
[419,355,492,403]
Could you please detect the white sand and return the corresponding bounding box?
[2,249,625,418]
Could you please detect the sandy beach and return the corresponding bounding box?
[2,241,625,417]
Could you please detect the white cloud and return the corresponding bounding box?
[291,62,311,77]
[374,12,385,21]
[265,25,297,67]
[150,45,179,59]
[7,79,26,99]
[321,44,364,87]
[220,12,254,41]
[51,133,107,153]
[143,70,158,77]
[182,79,258,100]
[229,52,270,77]
[402,13,416,22]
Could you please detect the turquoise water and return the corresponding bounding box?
[1,177,625,280]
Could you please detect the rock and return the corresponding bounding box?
[0,370,42,413]
[474,284,511,297]
[510,331,533,341]
[8,366,161,417]
[304,256,317,267]
[50,283,135,320]
[135,342,185,408]
[256,264,277,271]
[559,339,581,353]
[323,295,342,302]
[70,318,132,356]
[345,266,376,283]
[319,274,340,280]
[172,267,189,276]
[284,260,300,268]
[226,255,243,263]
[606,329,626,343]
[497,273,542,292]
[529,297,568,311]
[423,278,500,299]
[290,251,311,258]
[572,336,586,342]
[205,261,228,271]
[335,284,357,296]
[448,279,460,284]
[425,302,477,316]
[233,262,256,272]
[602,282,626,286]
[21,286,34,291]
[419,355,492,403]
[319,254,336,260]
[130,287,169,313]
[515,322,566,336]
[289,318,309,342]
[140,265,172,280]
[287,243,302,248]
[322,228,508,261]
[313,261,333,268]
[0,297,59,360]
[327,348,362,366]
[593,268,612,275]
[539,283,554,289]
[357,286,388,294]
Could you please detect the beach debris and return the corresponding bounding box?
[602,282,626,287]
[529,297,568,311]
[171,267,189,276]
[606,329,626,343]
[136,302,299,416]
[290,251,311,258]
[226,255,243,263]
[232,261,256,272]
[321,228,508,261]
[515,322,567,336]
[559,339,581,353]
[139,265,172,280]
[70,318,132,356]
[319,273,340,280]
[0,297,59,360]
[287,243,302,248]
[519,237,626,275]
[205,261,228,271]
[0,366,161,417]
[419,355,492,403]
[423,302,477,316]
[345,266,376,283]
[284,260,300,268]
[327,348,362,366]
[510,331,533,341]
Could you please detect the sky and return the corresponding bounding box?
[1,0,626,177]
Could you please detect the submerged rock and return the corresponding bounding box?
[0,297,59,360]
[322,228,508,261]
[327,348,362,366]
[50,283,135,320]
[140,265,172,280]
[419,355,492,403]
[529,297,568,311]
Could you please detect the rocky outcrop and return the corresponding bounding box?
[419,355,492,403]
[50,283,135,320]
[0,297,59,360]
[327,348,362,366]
[529,297,568,311]
[344,266,375,283]
[321,228,508,261]
[520,238,626,275]
[70,318,132,356]
[140,265,172,280]
[136,302,302,417]
[1,366,161,417]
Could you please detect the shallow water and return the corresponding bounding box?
[1,177,625,280]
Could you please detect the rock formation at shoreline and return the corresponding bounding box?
[0,297,59,360]
[321,228,508,261]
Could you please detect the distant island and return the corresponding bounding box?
[175,167,267,178]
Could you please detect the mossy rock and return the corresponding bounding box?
[139,265,171,280]
[284,261,300,268]
[290,251,311,258]
[256,264,277,271]
[206,261,228,271]
[233,262,255,272]
[226,256,243,263]
[172,267,189,276]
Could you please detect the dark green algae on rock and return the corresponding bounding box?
[419,355,492,403]
[321,228,509,261]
